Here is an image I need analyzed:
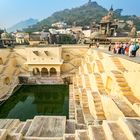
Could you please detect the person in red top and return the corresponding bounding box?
[124,43,129,55]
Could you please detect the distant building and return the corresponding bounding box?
[29,32,41,41]
[52,22,67,29]
[1,31,15,47]
[15,32,29,44]
[115,20,126,29]
[0,30,4,48]
[40,31,50,41]
[99,6,118,37]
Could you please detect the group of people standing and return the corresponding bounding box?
[108,42,140,57]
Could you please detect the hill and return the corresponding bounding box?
[7,18,38,33]
[24,1,140,33]
[24,2,108,33]
[41,2,107,26]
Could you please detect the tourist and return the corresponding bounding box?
[125,43,129,55]
[121,43,126,55]
[131,42,139,57]
[113,42,118,54]
[115,42,120,54]
[118,42,123,54]
[129,42,135,57]
[108,42,112,51]
[96,42,100,48]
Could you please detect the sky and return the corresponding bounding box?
[0,0,140,28]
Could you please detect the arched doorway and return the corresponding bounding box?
[41,68,48,76]
[33,68,40,76]
[0,57,3,65]
[50,67,57,76]
[4,77,10,85]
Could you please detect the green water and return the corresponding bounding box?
[0,85,69,121]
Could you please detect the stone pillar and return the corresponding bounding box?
[57,66,61,76]
[107,23,110,36]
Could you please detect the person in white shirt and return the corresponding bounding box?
[129,42,134,57]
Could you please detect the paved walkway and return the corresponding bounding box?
[93,46,140,64]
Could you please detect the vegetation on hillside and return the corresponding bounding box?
[24,1,140,33]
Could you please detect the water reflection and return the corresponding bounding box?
[0,85,69,121]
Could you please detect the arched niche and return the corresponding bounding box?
[33,68,40,76]
[50,67,57,76]
[41,68,49,76]
[4,77,10,85]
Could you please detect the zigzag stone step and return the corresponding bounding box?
[88,125,107,140]
[81,90,94,124]
[63,134,75,140]
[14,122,25,133]
[24,137,63,140]
[118,118,140,140]
[20,120,32,136]
[25,116,66,138]
[112,96,138,117]
[76,130,89,140]
[96,60,104,73]
[6,133,22,140]
[0,129,7,140]
[91,92,106,120]
[124,95,140,105]
[107,122,128,140]
[82,107,94,125]
[0,119,20,132]
[66,120,75,134]
[75,108,85,124]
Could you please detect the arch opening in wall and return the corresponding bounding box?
[4,77,10,85]
[41,68,49,76]
[65,54,70,61]
[33,68,40,76]
[0,57,3,65]
[50,67,57,76]
[106,76,113,93]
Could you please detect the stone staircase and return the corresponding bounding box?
[94,73,107,95]
[83,75,91,90]
[91,92,106,120]
[88,125,106,140]
[86,63,92,74]
[102,121,128,140]
[111,57,126,72]
[112,70,140,106]
[69,85,75,120]
[1,47,140,140]
[88,117,140,140]
[111,96,138,117]
[96,60,104,73]
[73,86,85,124]
[81,89,94,125]
[0,117,140,140]
[75,130,89,140]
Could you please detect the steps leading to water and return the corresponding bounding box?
[25,116,66,138]
[112,96,138,117]
[81,90,94,125]
[103,121,129,140]
[91,92,106,120]
[111,57,126,72]
[88,125,106,140]
[75,130,89,140]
